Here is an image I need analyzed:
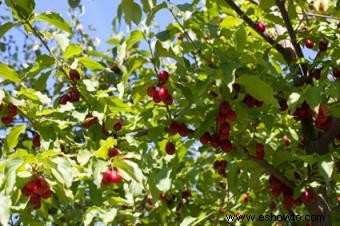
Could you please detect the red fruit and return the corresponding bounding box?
[210,135,220,149]
[215,114,226,126]
[279,99,288,111]
[69,69,80,82]
[163,94,173,105]
[177,123,188,137]
[256,151,264,160]
[147,86,157,97]
[256,143,264,153]
[168,122,179,134]
[242,194,248,204]
[311,68,321,80]
[220,122,230,134]
[33,134,41,148]
[243,94,256,107]
[1,116,13,125]
[29,194,42,209]
[256,22,266,32]
[283,194,294,209]
[219,101,231,115]
[305,39,314,49]
[319,3,324,11]
[158,86,169,101]
[293,198,302,206]
[38,178,52,199]
[153,91,161,103]
[283,135,290,146]
[182,190,191,199]
[82,113,98,128]
[158,70,170,83]
[21,182,35,196]
[213,160,221,170]
[8,104,17,117]
[114,121,123,131]
[159,193,167,201]
[271,187,281,197]
[337,196,340,203]
[108,147,120,158]
[308,3,314,10]
[59,94,70,105]
[218,131,229,141]
[110,168,121,183]
[221,140,232,153]
[301,188,313,203]
[69,88,80,102]
[166,142,176,155]
[333,68,340,78]
[200,132,211,145]
[147,197,153,206]
[102,126,110,136]
[318,40,328,51]
[226,110,237,122]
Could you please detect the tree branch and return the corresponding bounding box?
[275,0,309,78]
[310,118,340,155]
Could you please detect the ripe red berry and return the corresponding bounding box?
[102,168,121,186]
[256,22,266,33]
[308,3,314,10]
[8,104,17,117]
[311,68,321,80]
[226,110,237,122]
[319,3,324,11]
[83,113,98,128]
[69,88,80,102]
[163,94,173,105]
[108,147,120,158]
[301,188,313,203]
[318,40,328,51]
[305,39,314,49]
[283,135,290,146]
[221,140,232,153]
[242,194,248,204]
[219,101,231,115]
[168,121,179,134]
[182,190,191,199]
[29,194,42,209]
[1,116,13,125]
[333,68,340,78]
[256,143,265,159]
[110,168,121,183]
[33,134,41,148]
[113,121,123,131]
[158,70,170,83]
[200,132,211,144]
[165,142,176,155]
[59,94,70,105]
[283,194,294,209]
[153,91,161,103]
[69,69,80,82]
[210,135,220,149]
[147,86,157,97]
[177,123,189,137]
[158,86,169,101]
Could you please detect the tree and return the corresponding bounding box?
[0,0,339,225]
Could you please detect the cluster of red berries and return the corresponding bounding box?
[21,175,52,209]
[1,103,17,126]
[293,101,314,121]
[33,134,41,148]
[243,94,263,108]
[165,121,189,155]
[269,175,302,209]
[102,167,121,186]
[59,69,81,105]
[200,101,236,153]
[308,2,325,11]
[213,160,227,177]
[305,39,328,52]
[147,70,173,105]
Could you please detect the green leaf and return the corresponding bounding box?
[5,0,35,20]
[318,156,334,183]
[77,150,93,165]
[0,22,18,38]
[118,0,142,25]
[112,158,141,183]
[305,86,322,109]
[0,193,11,226]
[126,30,144,49]
[0,63,21,83]
[155,168,172,192]
[36,11,72,33]
[234,27,246,51]
[219,16,241,29]
[78,57,106,71]
[68,0,81,8]
[4,157,23,194]
[63,44,82,59]
[237,75,277,105]
[94,137,116,159]
[52,157,74,188]
[4,125,26,154]
[329,104,340,118]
